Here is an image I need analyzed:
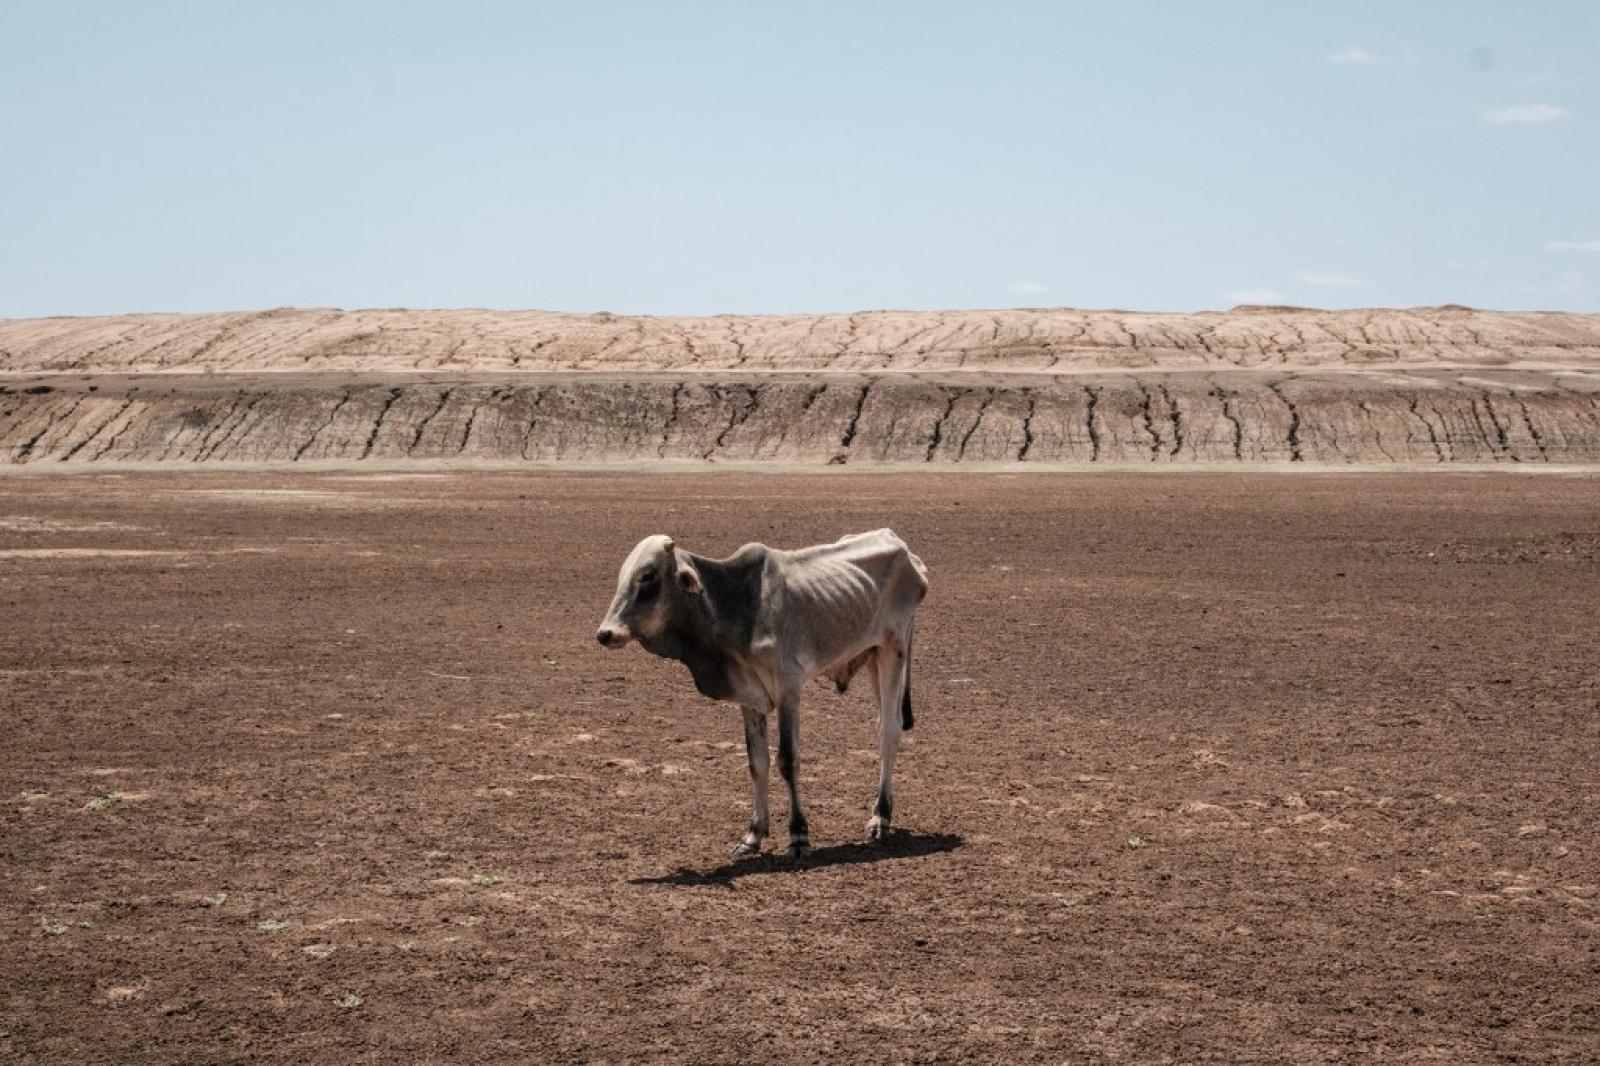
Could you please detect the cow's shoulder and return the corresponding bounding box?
[694,542,771,647]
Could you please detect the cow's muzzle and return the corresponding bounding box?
[596,625,630,648]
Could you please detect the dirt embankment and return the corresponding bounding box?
[3,306,1599,464]
[4,371,1600,464]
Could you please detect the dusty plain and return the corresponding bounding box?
[2,468,1597,1062]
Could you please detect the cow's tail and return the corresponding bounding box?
[900,621,915,731]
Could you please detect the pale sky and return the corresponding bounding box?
[1,1,1596,317]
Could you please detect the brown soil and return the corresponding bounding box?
[3,470,1597,1061]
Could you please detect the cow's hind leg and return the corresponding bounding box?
[734,707,769,856]
[777,693,810,858]
[868,641,906,841]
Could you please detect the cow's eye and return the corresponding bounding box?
[638,568,658,585]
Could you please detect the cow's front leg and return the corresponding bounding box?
[734,707,769,856]
[777,693,811,858]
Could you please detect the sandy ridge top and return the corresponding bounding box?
[3,305,1599,376]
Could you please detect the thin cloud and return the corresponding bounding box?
[1005,281,1049,294]
[1225,288,1286,305]
[1547,239,1600,252]
[1505,273,1584,297]
[1291,269,1373,288]
[1328,45,1416,66]
[1479,103,1571,125]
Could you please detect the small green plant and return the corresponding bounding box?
[256,918,291,932]
[85,792,122,810]
[336,993,364,1010]
[469,873,502,887]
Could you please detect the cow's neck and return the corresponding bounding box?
[649,547,765,702]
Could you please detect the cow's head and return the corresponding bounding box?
[596,534,702,649]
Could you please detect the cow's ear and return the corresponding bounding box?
[677,561,703,594]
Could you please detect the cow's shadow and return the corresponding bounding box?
[628,829,963,889]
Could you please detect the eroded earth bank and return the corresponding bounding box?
[4,305,1600,464]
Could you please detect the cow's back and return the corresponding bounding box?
[773,529,927,676]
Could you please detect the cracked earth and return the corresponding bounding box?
[4,305,1600,464]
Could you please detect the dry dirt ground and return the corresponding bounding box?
[2,469,1597,1062]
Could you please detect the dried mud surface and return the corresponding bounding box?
[6,306,1600,375]
[3,470,1598,1062]
[3,306,1600,464]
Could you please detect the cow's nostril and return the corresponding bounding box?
[596,630,612,646]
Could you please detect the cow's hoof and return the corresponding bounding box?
[866,817,890,842]
[787,839,812,861]
[731,838,762,858]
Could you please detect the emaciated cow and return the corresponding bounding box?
[596,529,929,857]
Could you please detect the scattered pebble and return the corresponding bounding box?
[97,984,147,1005]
